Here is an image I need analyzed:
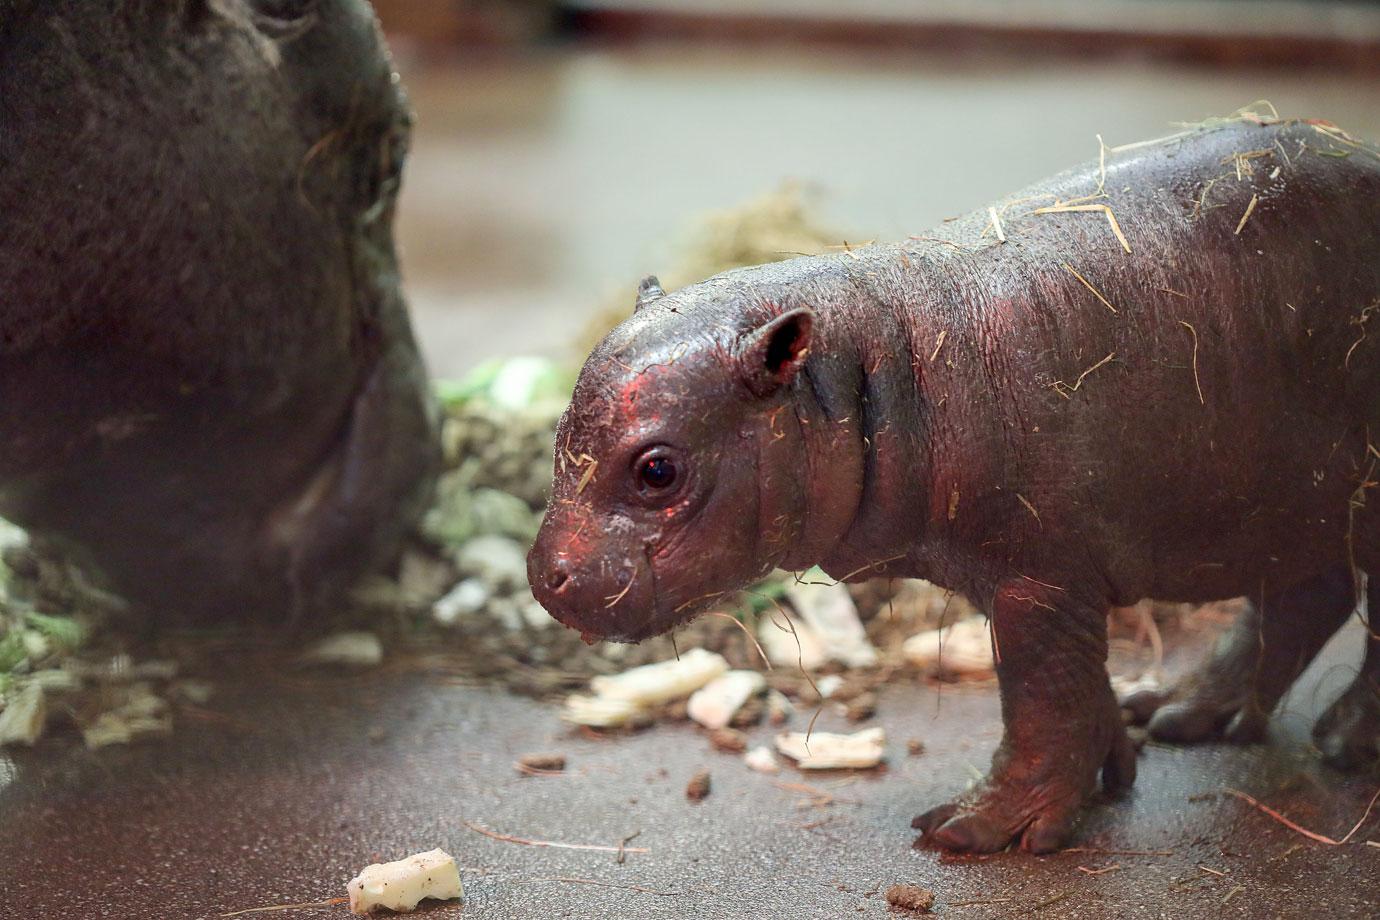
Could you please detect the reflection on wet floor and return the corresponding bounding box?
[394,42,1380,377]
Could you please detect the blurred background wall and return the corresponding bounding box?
[368,0,1380,377]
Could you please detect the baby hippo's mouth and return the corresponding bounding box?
[528,543,736,642]
[527,539,672,643]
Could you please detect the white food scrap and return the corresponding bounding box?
[81,682,171,749]
[785,581,878,668]
[815,675,844,700]
[766,689,794,724]
[589,648,728,707]
[687,670,766,730]
[0,684,47,747]
[757,608,827,670]
[565,648,728,727]
[304,631,384,668]
[901,617,995,677]
[775,727,886,770]
[744,745,781,774]
[347,848,462,915]
[561,693,643,728]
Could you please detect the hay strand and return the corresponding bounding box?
[929,330,948,363]
[987,206,1007,243]
[1223,786,1380,846]
[1061,263,1119,314]
[1051,352,1117,399]
[1179,321,1205,404]
[465,822,651,854]
[1234,194,1259,235]
[1032,203,1131,254]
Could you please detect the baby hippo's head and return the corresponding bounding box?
[527,276,814,641]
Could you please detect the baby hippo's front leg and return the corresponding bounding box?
[913,581,1137,853]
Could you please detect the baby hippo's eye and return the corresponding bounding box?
[633,448,680,494]
[641,457,676,489]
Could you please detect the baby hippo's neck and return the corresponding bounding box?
[747,248,1010,584]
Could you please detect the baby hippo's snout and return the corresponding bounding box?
[542,556,570,594]
[527,519,654,642]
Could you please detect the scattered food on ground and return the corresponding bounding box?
[0,682,45,745]
[0,537,186,750]
[562,693,645,729]
[776,727,886,770]
[758,603,827,670]
[689,669,766,730]
[302,631,384,668]
[80,681,172,749]
[346,848,462,915]
[565,649,731,727]
[901,617,995,677]
[592,649,729,707]
[766,690,794,725]
[744,746,781,774]
[785,581,878,668]
[814,675,845,700]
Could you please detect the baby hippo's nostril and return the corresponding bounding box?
[546,558,570,593]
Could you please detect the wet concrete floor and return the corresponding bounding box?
[2,621,1377,919]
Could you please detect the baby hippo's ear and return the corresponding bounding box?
[736,308,815,397]
[634,276,666,313]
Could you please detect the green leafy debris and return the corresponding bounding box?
[24,611,86,652]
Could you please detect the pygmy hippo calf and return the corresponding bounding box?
[529,116,1380,852]
[0,0,437,617]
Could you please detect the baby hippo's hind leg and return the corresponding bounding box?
[1122,568,1355,743]
[1313,614,1380,770]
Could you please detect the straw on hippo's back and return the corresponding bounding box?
[529,116,1380,852]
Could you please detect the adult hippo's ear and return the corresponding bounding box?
[736,308,814,398]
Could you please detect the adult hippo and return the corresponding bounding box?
[0,0,438,618]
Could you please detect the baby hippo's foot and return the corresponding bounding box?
[913,703,1136,854]
[1125,571,1356,745]
[1120,608,1266,743]
[1313,672,1380,770]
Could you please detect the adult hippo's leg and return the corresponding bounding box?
[1122,568,1356,744]
[913,581,1136,854]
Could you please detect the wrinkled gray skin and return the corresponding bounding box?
[0,0,438,618]
[531,119,1380,853]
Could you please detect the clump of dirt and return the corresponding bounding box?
[685,768,712,802]
[885,883,935,913]
[516,752,566,774]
